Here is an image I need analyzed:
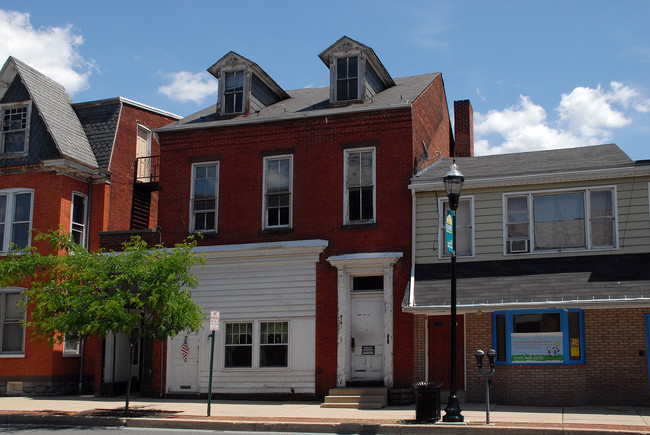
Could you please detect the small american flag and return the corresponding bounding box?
[181,336,189,362]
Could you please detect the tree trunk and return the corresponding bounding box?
[78,339,85,395]
[125,340,135,417]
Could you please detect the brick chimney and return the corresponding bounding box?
[454,100,474,157]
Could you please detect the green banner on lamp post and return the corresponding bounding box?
[446,209,455,255]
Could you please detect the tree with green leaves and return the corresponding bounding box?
[0,230,205,415]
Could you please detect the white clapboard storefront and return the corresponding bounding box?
[167,240,327,396]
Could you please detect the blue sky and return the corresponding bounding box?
[1,1,649,159]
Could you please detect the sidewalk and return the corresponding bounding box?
[1,395,649,434]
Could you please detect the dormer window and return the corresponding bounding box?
[319,36,395,106]
[1,104,29,154]
[208,52,288,118]
[224,71,245,114]
[336,56,359,101]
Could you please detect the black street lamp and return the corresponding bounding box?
[442,160,464,423]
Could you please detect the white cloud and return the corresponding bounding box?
[157,71,218,104]
[0,9,94,95]
[474,82,649,156]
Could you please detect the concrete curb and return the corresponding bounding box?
[2,413,650,435]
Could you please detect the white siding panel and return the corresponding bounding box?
[169,242,324,395]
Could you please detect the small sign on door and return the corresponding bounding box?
[362,346,375,355]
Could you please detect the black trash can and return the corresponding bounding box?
[413,381,442,423]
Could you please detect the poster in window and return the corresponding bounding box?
[511,332,563,363]
[570,338,580,357]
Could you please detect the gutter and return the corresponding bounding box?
[410,164,650,192]
[403,296,650,315]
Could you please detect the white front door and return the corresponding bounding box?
[350,293,384,381]
[168,332,200,393]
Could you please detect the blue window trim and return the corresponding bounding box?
[492,308,585,365]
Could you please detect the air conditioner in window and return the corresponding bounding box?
[508,239,529,253]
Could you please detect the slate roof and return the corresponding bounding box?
[73,99,121,170]
[9,57,98,168]
[158,73,441,132]
[407,254,650,312]
[412,144,634,186]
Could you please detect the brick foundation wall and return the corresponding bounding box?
[464,307,650,406]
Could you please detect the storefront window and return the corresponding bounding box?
[492,309,584,364]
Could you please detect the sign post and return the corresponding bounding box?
[207,311,219,416]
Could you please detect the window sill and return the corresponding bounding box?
[342,222,377,230]
[191,231,218,239]
[259,227,293,235]
[0,152,28,159]
[0,353,25,358]
[62,353,81,358]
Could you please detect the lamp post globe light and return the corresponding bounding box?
[442,160,464,423]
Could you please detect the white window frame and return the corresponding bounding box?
[0,188,34,253]
[63,336,80,356]
[502,186,618,255]
[219,69,249,115]
[0,287,26,356]
[335,56,361,103]
[70,192,88,248]
[437,196,475,259]
[343,147,376,225]
[1,103,31,155]
[190,162,219,234]
[223,319,290,371]
[262,155,293,230]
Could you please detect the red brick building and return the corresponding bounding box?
[0,57,179,396]
[153,36,454,401]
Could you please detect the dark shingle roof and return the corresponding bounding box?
[74,100,121,170]
[159,73,440,132]
[409,254,650,311]
[413,144,633,184]
[9,57,98,168]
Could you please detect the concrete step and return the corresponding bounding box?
[321,387,388,409]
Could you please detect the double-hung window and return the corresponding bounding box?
[263,156,292,229]
[344,148,375,224]
[504,187,616,254]
[0,288,25,354]
[493,309,584,364]
[438,198,474,257]
[224,320,289,369]
[336,56,359,102]
[70,192,87,247]
[1,104,30,154]
[0,189,34,253]
[190,163,219,233]
[224,71,245,114]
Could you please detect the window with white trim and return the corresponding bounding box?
[1,104,30,154]
[438,198,474,258]
[336,56,359,102]
[344,148,375,224]
[223,71,245,114]
[63,336,80,355]
[70,192,87,247]
[504,187,616,254]
[224,320,289,369]
[0,288,25,354]
[0,189,34,252]
[493,309,584,364]
[190,163,219,233]
[263,156,292,229]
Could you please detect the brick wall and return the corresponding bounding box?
[464,307,650,406]
[107,103,176,232]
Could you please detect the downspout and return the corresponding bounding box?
[409,188,416,307]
